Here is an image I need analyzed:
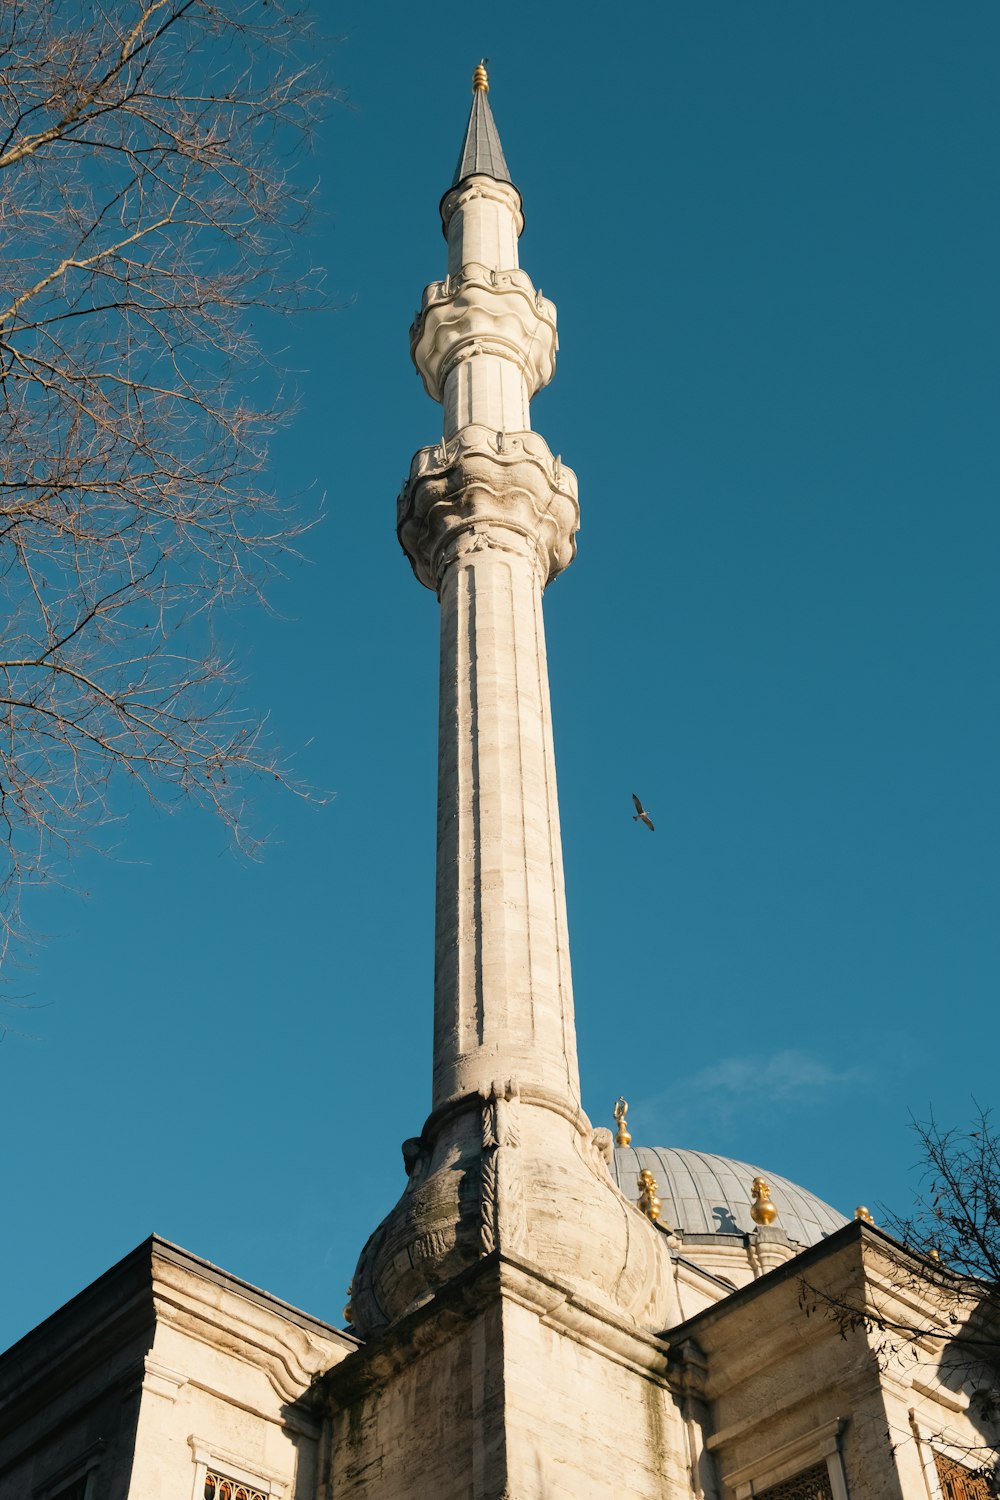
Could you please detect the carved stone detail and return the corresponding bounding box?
[480,1080,528,1258]
[401,1136,427,1180]
[347,1090,680,1338]
[590,1126,616,1170]
[410,265,557,401]
[747,1225,798,1279]
[397,423,579,591]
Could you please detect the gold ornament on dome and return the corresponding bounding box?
[855,1205,874,1223]
[637,1168,661,1222]
[472,60,489,92]
[613,1096,631,1147]
[750,1176,778,1226]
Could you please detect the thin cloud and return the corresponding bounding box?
[636,1050,867,1136]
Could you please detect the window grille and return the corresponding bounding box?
[203,1474,266,1500]
[757,1462,834,1500]
[934,1451,992,1500]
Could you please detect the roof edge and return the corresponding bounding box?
[0,1232,358,1373]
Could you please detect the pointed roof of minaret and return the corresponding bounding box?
[451,61,512,188]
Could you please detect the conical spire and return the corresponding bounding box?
[451,61,512,187]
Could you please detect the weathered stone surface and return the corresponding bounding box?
[670,1221,1000,1500]
[348,1090,679,1339]
[326,1254,691,1500]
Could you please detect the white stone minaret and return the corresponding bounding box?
[347,64,676,1353]
[402,67,580,1120]
[332,82,693,1497]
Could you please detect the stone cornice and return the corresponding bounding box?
[720,1416,847,1494]
[151,1291,341,1410]
[410,266,557,401]
[323,1251,673,1412]
[498,1256,673,1382]
[414,1080,597,1152]
[0,1243,155,1443]
[0,1234,358,1454]
[397,424,579,591]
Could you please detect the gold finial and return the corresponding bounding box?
[855,1205,874,1224]
[472,60,489,93]
[750,1177,778,1226]
[613,1096,631,1148]
[637,1168,661,1222]
[928,1246,941,1262]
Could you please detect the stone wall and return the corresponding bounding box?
[0,1237,354,1500]
[326,1252,691,1500]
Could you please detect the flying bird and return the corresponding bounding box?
[631,793,654,831]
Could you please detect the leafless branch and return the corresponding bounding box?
[799,1108,1000,1492]
[0,2,330,975]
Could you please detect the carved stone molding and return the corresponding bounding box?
[397,424,579,591]
[346,1085,680,1339]
[439,175,524,237]
[480,1080,528,1260]
[323,1251,675,1418]
[589,1126,616,1172]
[747,1225,799,1279]
[410,266,557,400]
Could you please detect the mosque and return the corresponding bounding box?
[0,66,994,1500]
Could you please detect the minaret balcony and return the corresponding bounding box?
[397,424,579,593]
[410,267,558,403]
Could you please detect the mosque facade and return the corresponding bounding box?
[0,68,995,1500]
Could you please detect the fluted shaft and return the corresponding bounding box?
[433,538,578,1109]
[401,161,580,1113]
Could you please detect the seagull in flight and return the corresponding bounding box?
[631,793,654,832]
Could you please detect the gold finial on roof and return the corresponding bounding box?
[855,1205,874,1223]
[750,1176,778,1226]
[928,1246,941,1261]
[637,1168,661,1222]
[613,1096,631,1147]
[472,60,489,93]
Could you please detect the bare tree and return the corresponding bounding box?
[895,1109,1000,1287]
[891,1111,1000,1490]
[800,1110,1000,1493]
[0,1,326,967]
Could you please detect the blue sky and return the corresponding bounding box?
[3,2,998,1351]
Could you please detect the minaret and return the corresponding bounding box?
[404,62,580,1117]
[347,59,676,1351]
[329,68,693,1500]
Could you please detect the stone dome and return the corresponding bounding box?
[611,1145,847,1248]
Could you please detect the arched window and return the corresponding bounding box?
[203,1474,266,1500]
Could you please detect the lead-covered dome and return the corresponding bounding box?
[612,1145,847,1248]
